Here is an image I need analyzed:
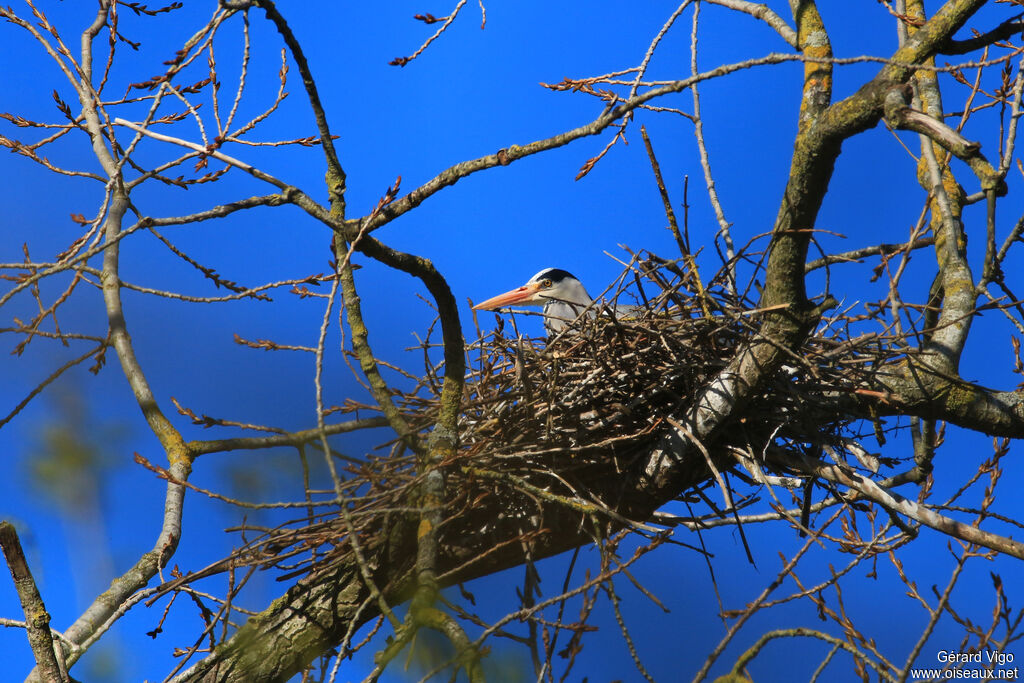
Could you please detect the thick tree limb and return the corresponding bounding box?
[855,362,1024,437]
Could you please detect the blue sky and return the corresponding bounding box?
[2,2,1023,682]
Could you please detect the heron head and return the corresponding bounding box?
[472,268,589,311]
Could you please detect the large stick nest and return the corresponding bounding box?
[354,251,899,574]
[178,252,898,589]
[436,253,890,507]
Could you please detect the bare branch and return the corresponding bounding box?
[0,523,65,683]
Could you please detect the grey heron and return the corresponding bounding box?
[472,268,594,336]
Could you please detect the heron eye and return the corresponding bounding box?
[541,279,552,288]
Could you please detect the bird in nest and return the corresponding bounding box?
[472,268,602,336]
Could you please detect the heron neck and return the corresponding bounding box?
[542,298,593,334]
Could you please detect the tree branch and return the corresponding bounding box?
[0,523,65,683]
[940,17,1024,55]
[776,450,1024,559]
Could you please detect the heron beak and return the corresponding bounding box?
[472,282,544,311]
